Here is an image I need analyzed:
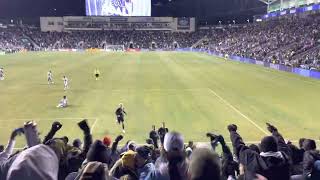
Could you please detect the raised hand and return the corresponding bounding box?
[227,124,237,132]
[10,128,24,140]
[266,123,277,133]
[51,121,62,132]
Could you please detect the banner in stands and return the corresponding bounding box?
[177,48,320,80]
[177,18,191,30]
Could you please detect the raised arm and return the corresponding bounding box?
[78,119,93,156]
[228,124,246,159]
[42,121,62,144]
[266,123,291,157]
[0,128,23,163]
[111,135,124,153]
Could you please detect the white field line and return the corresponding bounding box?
[110,88,206,92]
[90,118,99,134]
[208,88,269,135]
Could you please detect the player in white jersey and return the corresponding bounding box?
[47,70,54,84]
[56,96,68,108]
[0,67,4,80]
[63,76,69,90]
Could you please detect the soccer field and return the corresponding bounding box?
[0,51,319,147]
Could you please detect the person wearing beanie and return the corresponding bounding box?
[135,145,156,179]
[154,131,189,180]
[188,148,221,180]
[72,139,82,149]
[227,123,291,180]
[302,139,320,179]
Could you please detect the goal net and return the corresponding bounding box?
[104,45,125,52]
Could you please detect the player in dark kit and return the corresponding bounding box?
[115,103,127,133]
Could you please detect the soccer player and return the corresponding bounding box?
[62,76,69,90]
[47,70,54,84]
[56,96,68,108]
[115,103,127,133]
[94,68,100,81]
[0,67,4,80]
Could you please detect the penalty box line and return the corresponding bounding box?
[207,88,269,135]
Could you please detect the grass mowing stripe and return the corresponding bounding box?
[208,88,269,135]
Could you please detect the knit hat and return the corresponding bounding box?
[121,150,137,169]
[260,136,278,152]
[163,131,184,152]
[86,140,110,164]
[103,136,112,147]
[72,139,82,148]
[136,146,152,160]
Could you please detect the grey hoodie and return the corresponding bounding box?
[6,144,59,180]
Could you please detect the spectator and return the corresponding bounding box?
[228,123,291,180]
[188,148,221,180]
[154,131,189,180]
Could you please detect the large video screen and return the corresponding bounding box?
[86,0,151,16]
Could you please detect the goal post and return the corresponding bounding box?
[104,45,125,52]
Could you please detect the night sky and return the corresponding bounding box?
[0,0,266,23]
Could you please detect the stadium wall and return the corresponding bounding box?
[40,16,196,32]
[178,48,320,80]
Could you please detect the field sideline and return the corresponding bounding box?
[0,51,319,147]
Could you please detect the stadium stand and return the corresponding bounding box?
[1,13,320,70]
[1,120,320,180]
[2,11,320,180]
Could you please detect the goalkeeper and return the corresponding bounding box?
[94,68,100,81]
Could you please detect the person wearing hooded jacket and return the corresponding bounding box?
[153,131,189,180]
[6,138,68,180]
[228,123,291,180]
[135,145,156,180]
[302,139,320,179]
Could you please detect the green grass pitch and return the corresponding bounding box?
[0,51,319,147]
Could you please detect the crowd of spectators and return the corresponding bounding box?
[1,119,320,180]
[204,14,320,70]
[1,13,320,70]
